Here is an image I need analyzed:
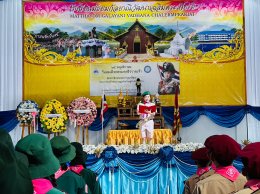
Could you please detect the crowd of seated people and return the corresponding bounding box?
[1,128,260,194]
[183,134,260,194]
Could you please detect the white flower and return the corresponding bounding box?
[83,142,204,156]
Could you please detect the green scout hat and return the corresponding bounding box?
[142,91,151,97]
[15,133,60,179]
[50,136,76,164]
[0,129,33,194]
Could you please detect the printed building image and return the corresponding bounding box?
[114,19,160,54]
[197,31,235,42]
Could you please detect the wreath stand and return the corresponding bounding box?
[20,121,38,138]
[20,123,32,138]
[76,126,89,145]
[47,132,61,140]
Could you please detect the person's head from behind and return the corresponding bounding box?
[204,134,241,167]
[0,129,34,194]
[50,136,76,170]
[239,142,260,179]
[142,91,151,103]
[15,134,60,180]
[70,142,86,168]
[192,147,211,168]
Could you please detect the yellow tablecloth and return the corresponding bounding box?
[106,129,172,145]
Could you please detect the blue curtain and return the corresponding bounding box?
[162,106,248,128]
[0,110,19,132]
[85,149,243,194]
[2,105,260,132]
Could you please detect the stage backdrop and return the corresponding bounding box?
[23,0,245,107]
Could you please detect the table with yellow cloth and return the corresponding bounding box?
[106,129,172,145]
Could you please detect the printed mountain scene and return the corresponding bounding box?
[23,0,244,65]
[25,19,241,63]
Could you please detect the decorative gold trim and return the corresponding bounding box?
[179,30,244,63]
[24,32,125,65]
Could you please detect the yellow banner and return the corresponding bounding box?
[23,0,245,107]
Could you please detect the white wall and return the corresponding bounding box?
[179,115,248,144]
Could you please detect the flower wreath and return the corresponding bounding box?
[16,100,39,124]
[67,97,97,127]
[40,99,68,133]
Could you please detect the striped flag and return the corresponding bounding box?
[173,86,182,136]
[100,93,108,121]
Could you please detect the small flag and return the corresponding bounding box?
[173,86,182,136]
[100,93,108,121]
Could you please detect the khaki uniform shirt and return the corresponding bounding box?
[183,170,215,194]
[235,188,260,194]
[194,173,247,194]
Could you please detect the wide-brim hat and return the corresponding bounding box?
[0,142,33,194]
[15,134,60,179]
[240,142,260,178]
[192,147,209,161]
[70,142,85,166]
[0,129,33,194]
[51,136,76,164]
[204,134,241,165]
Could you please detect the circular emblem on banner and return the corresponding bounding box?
[93,69,99,74]
[144,65,151,73]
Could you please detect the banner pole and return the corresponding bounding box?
[101,90,104,143]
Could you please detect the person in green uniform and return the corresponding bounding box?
[70,142,102,194]
[50,136,86,194]
[15,133,64,194]
[0,129,33,194]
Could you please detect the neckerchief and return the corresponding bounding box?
[245,179,260,191]
[196,167,211,176]
[55,167,68,179]
[215,166,239,182]
[70,165,84,175]
[32,178,53,194]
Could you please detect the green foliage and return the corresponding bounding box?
[191,34,198,41]
[106,29,115,36]
[114,28,126,36]
[166,29,176,37]
[53,28,61,33]
[155,28,167,40]
[40,27,52,34]
[80,32,89,40]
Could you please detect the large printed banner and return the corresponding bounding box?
[90,62,180,96]
[23,0,245,107]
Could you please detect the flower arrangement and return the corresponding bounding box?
[16,100,39,124]
[83,143,204,156]
[174,142,204,152]
[67,97,97,127]
[40,99,68,133]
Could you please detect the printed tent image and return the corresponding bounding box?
[114,19,160,54]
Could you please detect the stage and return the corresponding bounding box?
[84,144,244,194]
